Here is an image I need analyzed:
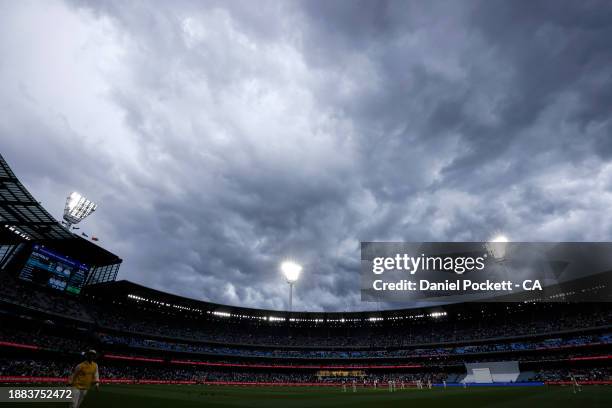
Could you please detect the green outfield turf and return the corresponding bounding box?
[12,385,612,408]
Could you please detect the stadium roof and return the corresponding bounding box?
[84,279,606,323]
[0,153,73,241]
[84,279,466,321]
[0,153,121,266]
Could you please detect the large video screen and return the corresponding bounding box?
[18,245,89,294]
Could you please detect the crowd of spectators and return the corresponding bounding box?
[96,332,612,359]
[534,368,612,381]
[0,359,72,378]
[0,278,92,322]
[2,320,609,361]
[2,358,611,384]
[1,277,610,350]
[0,327,91,352]
[89,305,612,348]
[0,358,440,383]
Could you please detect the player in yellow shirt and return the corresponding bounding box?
[70,350,100,408]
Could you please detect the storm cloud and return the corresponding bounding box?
[1,0,611,311]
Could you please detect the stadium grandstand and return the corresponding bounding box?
[0,151,611,406]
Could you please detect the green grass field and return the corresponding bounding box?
[13,385,612,408]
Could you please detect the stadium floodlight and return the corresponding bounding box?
[281,261,302,311]
[486,234,509,261]
[282,261,302,283]
[62,192,97,229]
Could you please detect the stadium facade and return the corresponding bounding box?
[0,152,611,387]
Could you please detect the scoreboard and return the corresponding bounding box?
[18,245,89,294]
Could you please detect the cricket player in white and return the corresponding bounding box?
[571,375,582,394]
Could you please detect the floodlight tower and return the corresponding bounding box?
[486,234,509,261]
[62,192,97,230]
[281,261,302,311]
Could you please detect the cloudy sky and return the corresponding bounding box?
[1,0,612,311]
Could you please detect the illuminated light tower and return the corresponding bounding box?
[486,234,509,261]
[62,192,97,230]
[281,261,302,311]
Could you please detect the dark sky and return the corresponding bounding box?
[1,0,612,311]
